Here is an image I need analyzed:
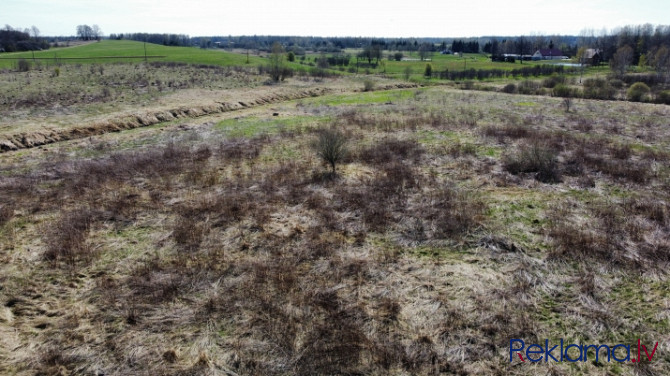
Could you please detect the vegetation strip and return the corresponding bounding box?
[0,83,417,152]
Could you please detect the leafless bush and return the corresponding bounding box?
[570,115,593,132]
[503,142,562,183]
[0,204,14,226]
[545,199,669,269]
[128,259,189,304]
[481,124,535,143]
[419,183,485,239]
[35,345,76,376]
[610,143,632,160]
[218,137,265,160]
[562,97,573,112]
[586,157,650,184]
[42,208,98,266]
[363,79,375,92]
[172,215,208,252]
[448,142,478,157]
[358,138,424,165]
[313,127,348,173]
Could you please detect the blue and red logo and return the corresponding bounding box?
[510,339,658,363]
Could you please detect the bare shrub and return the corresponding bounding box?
[570,115,593,132]
[43,208,97,266]
[296,315,367,374]
[127,257,193,305]
[610,143,632,160]
[518,80,541,95]
[587,157,650,184]
[363,79,375,92]
[218,137,265,160]
[448,142,478,157]
[172,215,208,252]
[501,83,517,94]
[420,183,485,239]
[313,128,348,173]
[562,97,573,113]
[35,345,76,375]
[481,124,534,142]
[358,138,424,165]
[0,204,14,226]
[503,142,562,183]
[17,58,31,72]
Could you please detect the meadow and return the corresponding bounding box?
[0,41,669,376]
[0,40,273,68]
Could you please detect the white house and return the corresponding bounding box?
[532,48,568,60]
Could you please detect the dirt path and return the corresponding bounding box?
[0,82,417,153]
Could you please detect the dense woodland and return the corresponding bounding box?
[0,25,49,52]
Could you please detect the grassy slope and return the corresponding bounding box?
[0,40,304,69]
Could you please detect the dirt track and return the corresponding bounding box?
[0,83,418,152]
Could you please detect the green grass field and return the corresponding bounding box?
[0,40,293,69]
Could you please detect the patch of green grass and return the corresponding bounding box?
[485,193,550,248]
[99,225,156,264]
[402,245,465,260]
[417,129,461,144]
[515,101,537,106]
[482,146,502,157]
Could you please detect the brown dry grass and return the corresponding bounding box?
[1,81,669,375]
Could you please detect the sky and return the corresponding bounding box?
[2,0,669,38]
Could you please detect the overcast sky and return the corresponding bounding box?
[2,0,668,38]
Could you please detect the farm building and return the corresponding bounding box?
[583,48,602,65]
[532,48,568,60]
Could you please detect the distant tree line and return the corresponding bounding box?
[109,33,191,47]
[0,25,49,52]
[451,40,480,53]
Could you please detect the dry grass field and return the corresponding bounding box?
[1,59,670,376]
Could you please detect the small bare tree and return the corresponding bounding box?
[268,42,291,82]
[653,46,670,79]
[403,66,412,80]
[314,128,348,174]
[418,43,432,61]
[562,97,573,113]
[610,45,634,77]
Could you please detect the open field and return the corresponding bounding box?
[0,40,275,69]
[1,42,670,376]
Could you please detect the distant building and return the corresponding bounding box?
[532,48,568,60]
[583,48,602,66]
